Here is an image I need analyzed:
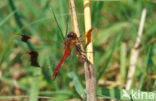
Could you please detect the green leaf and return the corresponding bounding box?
[97,33,122,80]
[0,10,16,26]
[141,0,156,6]
[68,72,86,99]
[0,38,14,66]
[138,45,154,90]
[95,22,129,45]
[50,7,65,41]
[29,69,40,101]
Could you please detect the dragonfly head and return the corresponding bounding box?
[67,32,77,39]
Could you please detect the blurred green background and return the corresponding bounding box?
[0,0,156,101]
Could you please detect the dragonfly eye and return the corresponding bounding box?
[67,32,77,39]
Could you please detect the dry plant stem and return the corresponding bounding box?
[83,0,97,101]
[69,0,80,37]
[83,0,94,64]
[84,62,97,101]
[69,0,84,52]
[125,9,147,90]
[69,0,97,101]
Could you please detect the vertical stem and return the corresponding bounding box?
[125,8,147,90]
[69,0,97,101]
[69,0,80,36]
[83,0,94,64]
[83,0,97,101]
[120,42,127,88]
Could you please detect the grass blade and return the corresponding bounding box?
[138,44,154,90]
[50,7,65,40]
[97,33,122,81]
[0,38,14,66]
[29,69,40,101]
[68,72,86,99]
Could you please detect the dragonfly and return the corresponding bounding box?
[17,15,94,79]
[18,27,94,79]
[52,27,94,79]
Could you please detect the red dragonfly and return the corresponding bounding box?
[18,27,94,79]
[52,27,94,79]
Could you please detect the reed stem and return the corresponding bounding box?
[69,0,97,101]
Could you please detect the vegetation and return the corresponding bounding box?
[0,0,155,101]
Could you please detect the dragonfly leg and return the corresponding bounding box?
[76,46,94,54]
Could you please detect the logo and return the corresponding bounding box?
[122,89,155,100]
